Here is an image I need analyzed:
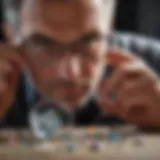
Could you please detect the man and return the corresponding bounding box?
[1,0,160,128]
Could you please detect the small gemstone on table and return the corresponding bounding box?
[108,132,121,142]
[66,143,75,152]
[90,142,100,152]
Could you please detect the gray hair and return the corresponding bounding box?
[2,0,116,34]
[3,0,23,32]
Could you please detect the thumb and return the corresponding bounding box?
[106,48,136,67]
[15,46,28,67]
[0,43,25,68]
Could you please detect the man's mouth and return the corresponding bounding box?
[58,86,84,94]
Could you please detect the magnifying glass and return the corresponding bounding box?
[29,99,73,140]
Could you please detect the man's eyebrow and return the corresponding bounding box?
[27,33,53,41]
[78,31,104,42]
[22,31,106,46]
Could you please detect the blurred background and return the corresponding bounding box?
[115,0,160,38]
[0,0,160,40]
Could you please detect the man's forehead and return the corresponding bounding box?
[22,0,110,17]
[20,0,114,42]
[35,0,106,7]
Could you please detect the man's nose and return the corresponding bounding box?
[57,54,81,80]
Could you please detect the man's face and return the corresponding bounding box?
[18,0,114,109]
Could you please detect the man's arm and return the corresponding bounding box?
[96,32,160,128]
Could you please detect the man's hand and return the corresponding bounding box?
[0,44,22,119]
[98,49,160,128]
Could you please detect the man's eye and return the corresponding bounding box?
[80,36,97,45]
[36,39,52,48]
[28,35,53,49]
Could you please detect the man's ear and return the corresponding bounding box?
[3,23,14,42]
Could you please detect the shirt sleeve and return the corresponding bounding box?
[113,32,160,76]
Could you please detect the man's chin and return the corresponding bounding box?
[52,100,84,111]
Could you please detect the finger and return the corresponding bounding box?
[0,44,23,119]
[0,61,21,119]
[106,61,142,93]
[0,44,24,67]
[0,81,7,93]
[97,79,110,106]
[107,70,123,93]
[15,46,28,66]
[0,81,9,118]
[119,80,151,112]
[125,106,148,125]
[106,67,130,105]
[98,69,127,114]
[107,83,147,118]
[122,95,148,113]
[98,80,120,112]
[106,48,136,66]
[0,60,13,72]
[107,60,150,103]
[120,60,150,80]
[97,79,119,113]
[5,60,20,96]
[98,101,120,114]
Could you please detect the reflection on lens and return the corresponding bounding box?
[29,100,64,139]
